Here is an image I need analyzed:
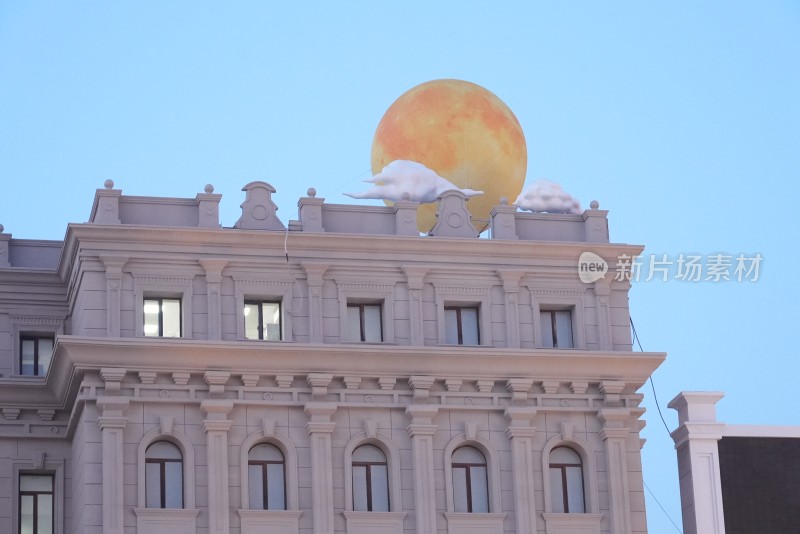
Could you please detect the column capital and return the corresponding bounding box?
[304,402,337,421]
[202,420,233,433]
[201,399,234,416]
[406,405,438,425]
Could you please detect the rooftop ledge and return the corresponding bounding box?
[1,182,614,270]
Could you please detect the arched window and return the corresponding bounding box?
[248,443,286,510]
[351,444,389,512]
[145,441,183,508]
[549,446,585,513]
[452,446,489,513]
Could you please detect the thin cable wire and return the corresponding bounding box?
[631,317,672,436]
[319,167,372,198]
[644,480,684,533]
[631,316,683,533]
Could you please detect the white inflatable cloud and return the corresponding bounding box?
[345,160,483,204]
[514,179,582,214]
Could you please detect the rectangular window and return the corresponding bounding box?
[19,474,54,534]
[444,306,480,345]
[143,298,182,338]
[244,300,282,341]
[540,310,574,349]
[19,336,54,377]
[346,303,382,342]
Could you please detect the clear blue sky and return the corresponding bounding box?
[2,2,799,532]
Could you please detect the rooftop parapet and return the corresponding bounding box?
[43,180,609,245]
[89,180,222,228]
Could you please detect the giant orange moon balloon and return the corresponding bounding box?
[371,79,527,232]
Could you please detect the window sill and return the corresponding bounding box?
[542,512,603,534]
[340,341,398,346]
[238,509,302,534]
[343,511,406,534]
[444,512,506,534]
[134,508,199,534]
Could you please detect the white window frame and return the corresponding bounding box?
[239,431,299,511]
[133,276,193,339]
[541,435,599,515]
[11,316,63,378]
[342,433,406,534]
[237,430,303,534]
[12,458,65,534]
[136,429,196,510]
[336,282,395,343]
[443,435,502,514]
[234,278,294,342]
[434,285,492,346]
[343,435,402,513]
[529,289,586,350]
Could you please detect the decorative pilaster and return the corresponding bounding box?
[593,280,613,351]
[497,270,523,348]
[202,400,234,534]
[302,263,329,343]
[305,403,337,534]
[97,398,129,534]
[403,266,428,346]
[406,405,438,534]
[100,256,128,337]
[598,407,633,534]
[505,407,538,534]
[668,392,726,534]
[200,259,227,341]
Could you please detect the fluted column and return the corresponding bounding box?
[593,280,613,350]
[302,263,329,343]
[599,406,633,534]
[403,267,428,346]
[406,405,438,534]
[505,407,538,533]
[200,259,227,341]
[202,400,234,534]
[100,256,127,337]
[305,403,337,534]
[97,398,129,534]
[498,270,523,348]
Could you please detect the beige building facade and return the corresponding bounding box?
[0,181,664,534]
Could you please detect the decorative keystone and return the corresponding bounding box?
[262,418,276,437]
[464,422,478,441]
[306,373,333,400]
[364,419,378,438]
